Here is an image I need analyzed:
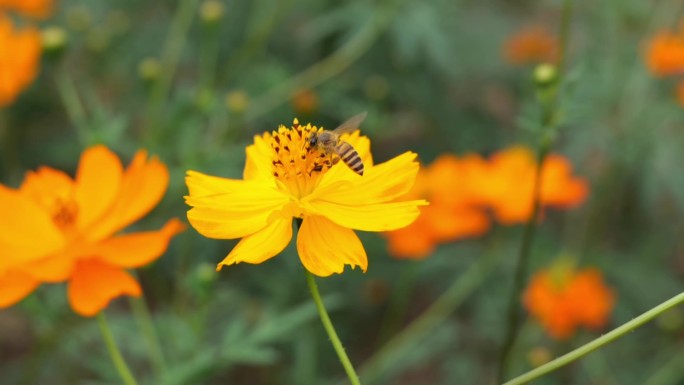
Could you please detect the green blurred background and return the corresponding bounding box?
[2,0,684,384]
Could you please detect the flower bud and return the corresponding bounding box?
[42,26,68,58]
[533,63,558,89]
[200,0,224,25]
[138,57,161,83]
[225,90,249,113]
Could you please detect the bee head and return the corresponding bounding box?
[308,133,318,148]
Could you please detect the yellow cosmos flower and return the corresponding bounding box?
[185,118,426,276]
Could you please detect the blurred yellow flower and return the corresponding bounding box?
[0,0,54,19]
[0,145,184,316]
[185,118,426,276]
[0,15,41,107]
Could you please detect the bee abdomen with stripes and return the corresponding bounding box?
[336,141,364,175]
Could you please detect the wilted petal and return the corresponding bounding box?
[297,215,367,277]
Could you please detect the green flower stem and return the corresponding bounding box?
[128,296,167,379]
[55,67,89,146]
[244,0,398,122]
[504,291,684,385]
[97,312,139,385]
[305,270,361,385]
[355,253,498,384]
[146,0,198,146]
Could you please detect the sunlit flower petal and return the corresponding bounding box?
[0,15,40,106]
[74,145,124,231]
[0,185,64,267]
[67,259,142,317]
[93,219,185,268]
[0,269,39,307]
[86,150,169,241]
[186,177,289,239]
[307,200,424,232]
[217,216,293,269]
[297,216,367,277]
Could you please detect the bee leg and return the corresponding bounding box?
[332,156,340,165]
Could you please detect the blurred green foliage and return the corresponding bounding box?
[2,0,684,384]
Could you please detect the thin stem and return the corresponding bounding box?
[55,67,90,146]
[496,0,575,380]
[504,291,684,385]
[97,312,139,385]
[145,0,198,146]
[305,270,361,385]
[355,253,497,384]
[128,296,167,379]
[243,0,397,122]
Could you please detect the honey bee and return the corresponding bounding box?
[308,112,367,175]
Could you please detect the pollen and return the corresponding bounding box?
[269,119,333,181]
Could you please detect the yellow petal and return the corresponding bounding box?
[0,269,39,308]
[0,185,64,266]
[186,176,289,239]
[186,170,246,196]
[307,199,426,232]
[296,215,367,276]
[244,134,276,180]
[217,216,292,269]
[75,145,124,231]
[311,151,419,204]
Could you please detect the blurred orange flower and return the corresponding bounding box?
[0,0,54,19]
[0,145,184,316]
[523,261,615,340]
[291,89,319,116]
[384,154,490,259]
[503,26,558,65]
[645,31,684,77]
[384,146,588,259]
[0,15,41,107]
[474,146,588,224]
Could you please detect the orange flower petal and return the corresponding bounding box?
[0,185,64,268]
[22,247,81,282]
[384,224,435,260]
[67,259,142,317]
[297,215,367,276]
[217,216,292,269]
[0,0,54,19]
[93,219,185,268]
[0,16,41,106]
[86,151,169,241]
[75,145,124,231]
[0,269,39,308]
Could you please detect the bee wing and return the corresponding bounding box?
[332,112,368,134]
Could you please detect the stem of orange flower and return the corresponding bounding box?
[55,67,90,146]
[353,251,498,384]
[145,0,198,147]
[497,0,575,380]
[305,270,361,385]
[504,291,684,385]
[97,312,139,385]
[128,296,167,379]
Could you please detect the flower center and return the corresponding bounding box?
[268,119,335,197]
[51,198,78,231]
